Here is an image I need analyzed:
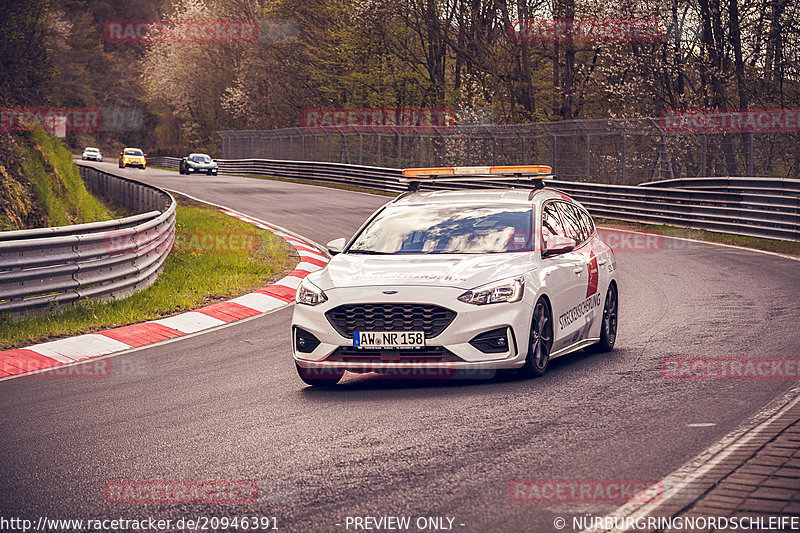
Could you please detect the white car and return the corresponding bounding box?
[291,166,618,386]
[82,147,103,161]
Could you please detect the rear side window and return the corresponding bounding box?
[554,202,594,246]
[542,202,567,240]
[555,202,584,243]
[578,208,595,237]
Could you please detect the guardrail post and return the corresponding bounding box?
[701,135,708,177]
[621,133,627,185]
[397,132,402,168]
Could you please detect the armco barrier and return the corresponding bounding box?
[149,156,798,242]
[0,164,175,314]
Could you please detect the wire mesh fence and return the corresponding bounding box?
[218,118,800,185]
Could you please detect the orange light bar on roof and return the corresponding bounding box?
[402,165,552,178]
[489,165,552,175]
[401,167,456,177]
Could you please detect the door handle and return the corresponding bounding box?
[573,267,584,274]
[597,258,607,265]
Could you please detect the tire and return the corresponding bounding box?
[519,297,553,378]
[295,362,343,387]
[118,161,124,168]
[588,283,618,353]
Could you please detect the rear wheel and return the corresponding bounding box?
[588,283,618,353]
[295,362,343,387]
[519,298,553,378]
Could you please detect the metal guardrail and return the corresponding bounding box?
[147,156,799,242]
[641,177,800,196]
[0,164,176,314]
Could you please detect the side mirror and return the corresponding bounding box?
[543,234,576,256]
[143,153,147,157]
[326,237,346,255]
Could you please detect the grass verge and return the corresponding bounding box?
[0,195,297,349]
[17,128,117,227]
[596,218,800,257]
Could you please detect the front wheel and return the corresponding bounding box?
[519,298,553,378]
[295,362,343,387]
[588,283,618,353]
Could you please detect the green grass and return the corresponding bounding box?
[0,197,297,349]
[20,128,115,227]
[595,218,800,257]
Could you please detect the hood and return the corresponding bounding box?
[313,253,536,291]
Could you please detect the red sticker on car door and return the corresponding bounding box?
[586,251,599,297]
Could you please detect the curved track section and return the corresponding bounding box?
[1,162,799,532]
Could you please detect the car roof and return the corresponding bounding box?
[390,187,576,207]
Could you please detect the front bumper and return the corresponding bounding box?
[291,285,534,372]
[122,159,145,167]
[186,165,217,172]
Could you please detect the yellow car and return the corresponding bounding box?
[118,148,146,169]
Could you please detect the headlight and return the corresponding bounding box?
[458,277,524,305]
[296,279,327,306]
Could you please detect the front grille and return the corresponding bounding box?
[326,346,462,363]
[325,304,456,338]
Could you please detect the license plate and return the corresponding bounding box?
[353,331,425,349]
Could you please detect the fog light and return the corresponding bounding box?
[469,327,512,354]
[295,327,321,353]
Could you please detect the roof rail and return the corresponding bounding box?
[400,165,552,191]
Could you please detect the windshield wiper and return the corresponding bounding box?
[347,250,391,255]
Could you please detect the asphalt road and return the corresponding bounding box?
[2,162,800,532]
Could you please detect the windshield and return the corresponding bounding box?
[189,154,211,163]
[348,204,533,254]
[124,149,143,156]
[85,147,99,152]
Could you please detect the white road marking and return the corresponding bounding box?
[26,334,132,362]
[581,384,800,532]
[228,293,287,313]
[152,312,226,334]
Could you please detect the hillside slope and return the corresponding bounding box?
[0,128,113,231]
